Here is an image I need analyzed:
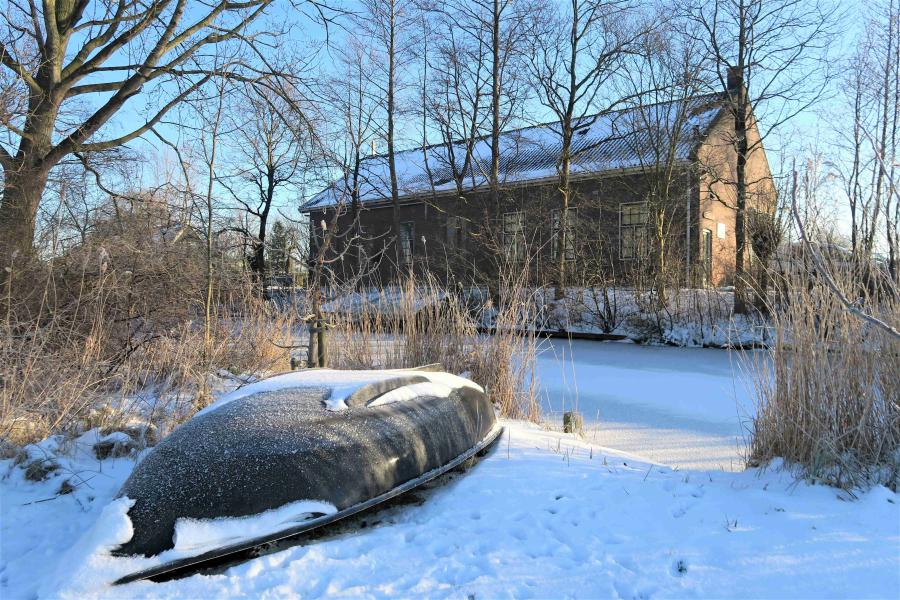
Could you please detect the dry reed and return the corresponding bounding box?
[1,256,293,447]
[322,272,542,421]
[747,258,900,489]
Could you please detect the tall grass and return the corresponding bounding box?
[323,272,542,421]
[748,258,900,489]
[0,258,293,447]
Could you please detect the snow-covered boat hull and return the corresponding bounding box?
[112,368,499,570]
[114,423,501,585]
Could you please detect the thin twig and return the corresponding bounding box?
[790,192,900,340]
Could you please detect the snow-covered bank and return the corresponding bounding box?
[2,421,897,599]
[309,286,770,349]
[536,339,755,471]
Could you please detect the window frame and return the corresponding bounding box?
[502,210,525,262]
[618,201,649,260]
[550,207,577,262]
[399,221,415,265]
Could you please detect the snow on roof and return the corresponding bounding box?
[302,94,724,210]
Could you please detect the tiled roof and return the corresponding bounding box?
[302,93,724,210]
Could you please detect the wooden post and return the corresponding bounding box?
[563,411,583,434]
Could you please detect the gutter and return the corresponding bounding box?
[300,161,694,213]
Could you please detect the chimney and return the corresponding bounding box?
[726,66,743,92]
[370,139,376,156]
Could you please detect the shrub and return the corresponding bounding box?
[0,205,293,446]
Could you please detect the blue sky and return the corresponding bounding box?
[71,0,865,231]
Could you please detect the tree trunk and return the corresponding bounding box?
[0,165,51,262]
[249,239,266,286]
[387,0,402,276]
[352,153,364,285]
[556,146,571,300]
[734,104,749,315]
[655,205,668,307]
[307,318,318,367]
[1,84,60,261]
[490,0,502,206]
[316,311,327,368]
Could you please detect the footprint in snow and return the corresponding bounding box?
[614,555,639,573]
[671,559,689,577]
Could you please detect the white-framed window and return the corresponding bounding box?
[446,215,465,249]
[399,221,414,265]
[502,211,525,262]
[551,207,577,261]
[619,202,649,260]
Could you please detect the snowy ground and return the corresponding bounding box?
[535,340,756,471]
[2,421,898,599]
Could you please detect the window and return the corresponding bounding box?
[399,222,414,265]
[503,211,525,261]
[619,202,649,260]
[446,216,466,249]
[551,208,577,261]
[717,222,727,239]
[701,228,713,285]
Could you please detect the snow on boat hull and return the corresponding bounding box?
[113,369,499,563]
[114,424,501,585]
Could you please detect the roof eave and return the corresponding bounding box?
[301,160,695,212]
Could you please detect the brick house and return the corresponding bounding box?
[302,86,775,289]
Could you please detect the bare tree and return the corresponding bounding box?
[832,1,900,281]
[321,38,382,280]
[202,74,228,372]
[469,0,528,206]
[680,0,838,312]
[616,19,708,303]
[0,0,336,260]
[356,0,417,274]
[421,7,490,197]
[219,83,319,290]
[527,0,642,296]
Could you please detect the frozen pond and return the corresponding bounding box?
[535,339,758,471]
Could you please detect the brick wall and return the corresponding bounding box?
[306,104,775,290]
[307,170,703,287]
[695,111,777,286]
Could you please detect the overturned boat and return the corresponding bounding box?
[112,366,501,584]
